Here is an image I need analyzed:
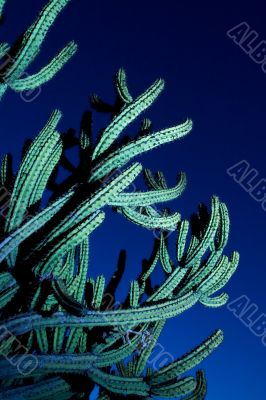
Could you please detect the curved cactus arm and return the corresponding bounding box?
[91,119,193,181]
[216,202,230,249]
[4,0,74,83]
[0,272,18,308]
[31,141,62,205]
[11,41,77,91]
[149,330,223,386]
[176,219,190,262]
[92,275,105,309]
[151,376,196,398]
[115,68,133,104]
[147,266,188,302]
[135,320,165,376]
[144,168,161,190]
[5,110,62,234]
[35,162,142,252]
[0,43,9,58]
[140,247,159,294]
[176,370,207,400]
[0,377,74,400]
[109,172,186,207]
[87,366,149,396]
[119,206,181,231]
[200,292,229,308]
[4,292,199,337]
[129,280,140,307]
[159,232,173,274]
[202,251,240,297]
[73,238,89,303]
[0,153,12,187]
[35,211,105,276]
[0,189,73,264]
[184,196,221,267]
[92,78,165,160]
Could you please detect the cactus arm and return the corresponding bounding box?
[11,41,77,91]
[0,377,74,400]
[135,320,165,376]
[108,172,186,207]
[184,196,220,267]
[87,366,149,396]
[92,275,105,309]
[91,119,193,182]
[159,232,173,274]
[200,293,229,308]
[4,0,74,82]
[149,330,223,385]
[34,211,105,277]
[5,110,62,234]
[177,219,190,261]
[0,189,73,264]
[92,78,164,160]
[151,376,196,398]
[0,43,10,58]
[115,68,133,104]
[119,206,181,231]
[129,280,140,307]
[182,370,207,400]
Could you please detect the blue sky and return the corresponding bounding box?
[1,0,266,398]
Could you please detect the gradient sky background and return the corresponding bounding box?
[1,1,266,399]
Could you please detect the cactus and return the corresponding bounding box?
[0,0,77,99]
[0,3,239,399]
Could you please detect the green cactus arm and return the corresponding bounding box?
[182,370,207,400]
[65,326,83,353]
[196,255,229,295]
[213,202,230,251]
[176,219,190,261]
[35,210,105,276]
[35,327,49,353]
[202,251,240,296]
[0,189,73,264]
[5,110,62,233]
[92,78,164,160]
[199,293,229,308]
[4,0,74,82]
[87,366,149,396]
[91,119,193,182]
[144,168,161,190]
[140,252,159,294]
[0,43,9,58]
[119,206,181,231]
[180,250,225,295]
[108,172,186,207]
[184,196,220,267]
[73,238,89,303]
[129,280,140,307]
[159,233,173,274]
[92,275,105,309]
[0,377,74,400]
[149,330,223,385]
[11,41,77,91]
[0,281,19,310]
[0,153,13,187]
[115,68,133,103]
[4,292,199,337]
[135,320,165,376]
[147,266,187,302]
[157,170,168,189]
[52,307,66,354]
[151,376,196,398]
[30,141,62,205]
[35,162,142,251]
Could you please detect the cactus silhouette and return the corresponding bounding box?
[0,2,239,400]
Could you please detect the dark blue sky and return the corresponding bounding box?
[1,1,266,398]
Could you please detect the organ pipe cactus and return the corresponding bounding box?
[0,3,239,399]
[0,0,77,99]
